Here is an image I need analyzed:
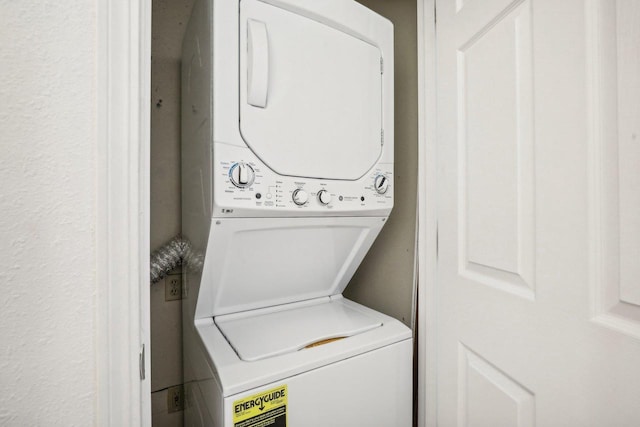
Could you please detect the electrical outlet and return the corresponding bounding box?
[165,275,182,301]
[167,385,184,413]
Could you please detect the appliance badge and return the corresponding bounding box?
[233,384,287,427]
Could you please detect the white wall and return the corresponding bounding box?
[0,1,97,425]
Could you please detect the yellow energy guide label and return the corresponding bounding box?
[232,385,287,427]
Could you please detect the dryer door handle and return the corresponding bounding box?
[247,19,269,108]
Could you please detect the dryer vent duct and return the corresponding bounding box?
[150,236,191,284]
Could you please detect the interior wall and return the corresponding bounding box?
[0,2,98,425]
[345,0,419,327]
[149,0,417,424]
[150,0,194,425]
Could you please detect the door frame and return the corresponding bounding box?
[96,0,152,425]
[94,0,435,424]
[417,0,438,426]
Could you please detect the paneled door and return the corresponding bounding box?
[435,0,640,425]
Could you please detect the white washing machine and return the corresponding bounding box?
[181,0,412,426]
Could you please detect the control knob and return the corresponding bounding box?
[374,174,390,194]
[317,189,332,205]
[292,189,309,206]
[229,162,255,188]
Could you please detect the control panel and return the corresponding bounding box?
[212,144,393,217]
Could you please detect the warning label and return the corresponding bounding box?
[233,385,287,427]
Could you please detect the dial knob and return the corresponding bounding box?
[292,189,309,206]
[317,189,332,205]
[374,174,390,194]
[229,162,255,188]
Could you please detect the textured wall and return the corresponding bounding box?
[0,1,97,425]
[345,0,418,327]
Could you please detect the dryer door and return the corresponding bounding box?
[239,0,383,181]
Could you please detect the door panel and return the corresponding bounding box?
[457,0,534,300]
[458,344,535,427]
[436,0,640,425]
[239,0,383,180]
[591,0,640,337]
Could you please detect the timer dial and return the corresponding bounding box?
[317,190,332,205]
[229,162,255,188]
[292,189,309,206]
[374,174,390,194]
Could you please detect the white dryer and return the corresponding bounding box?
[181,0,412,426]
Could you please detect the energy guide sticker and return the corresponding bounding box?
[233,385,287,427]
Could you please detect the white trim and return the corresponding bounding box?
[417,0,438,426]
[97,0,151,426]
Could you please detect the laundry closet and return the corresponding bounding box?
[149,0,418,425]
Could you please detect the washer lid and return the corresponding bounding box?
[195,216,386,318]
[215,298,382,362]
[239,0,383,180]
[196,297,412,396]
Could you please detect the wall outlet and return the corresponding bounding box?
[167,385,184,413]
[165,275,182,301]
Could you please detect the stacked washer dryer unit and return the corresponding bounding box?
[181,0,412,425]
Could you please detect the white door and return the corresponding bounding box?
[435,0,640,425]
